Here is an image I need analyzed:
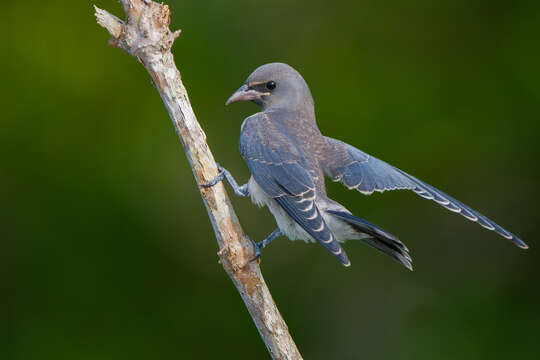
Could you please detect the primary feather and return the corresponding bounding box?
[321,137,527,250]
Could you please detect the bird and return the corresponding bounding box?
[203,62,527,270]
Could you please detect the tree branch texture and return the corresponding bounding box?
[94,1,302,359]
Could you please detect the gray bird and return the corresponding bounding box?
[204,62,527,269]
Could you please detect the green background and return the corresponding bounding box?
[2,0,539,359]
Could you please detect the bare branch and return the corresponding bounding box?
[94,1,302,359]
[94,6,123,39]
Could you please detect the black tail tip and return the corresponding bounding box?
[404,261,414,271]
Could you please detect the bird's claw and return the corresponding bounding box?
[201,163,225,188]
[249,236,262,262]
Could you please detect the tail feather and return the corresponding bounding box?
[327,210,413,270]
[360,237,413,271]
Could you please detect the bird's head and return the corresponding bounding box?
[226,62,313,111]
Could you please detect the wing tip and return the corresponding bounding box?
[514,238,529,249]
[340,250,352,267]
[503,232,528,249]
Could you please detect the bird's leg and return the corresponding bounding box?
[201,163,249,197]
[250,228,283,261]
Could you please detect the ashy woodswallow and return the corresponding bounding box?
[204,63,527,269]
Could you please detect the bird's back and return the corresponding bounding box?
[241,109,329,195]
[239,109,353,266]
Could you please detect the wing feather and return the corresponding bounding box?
[322,137,527,249]
[240,115,350,265]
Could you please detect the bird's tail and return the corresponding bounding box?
[326,210,413,270]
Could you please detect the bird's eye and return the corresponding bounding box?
[266,81,276,90]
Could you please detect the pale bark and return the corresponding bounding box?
[94,1,302,359]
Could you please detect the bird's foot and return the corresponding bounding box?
[201,163,226,188]
[201,163,249,197]
[248,228,282,263]
[248,236,263,263]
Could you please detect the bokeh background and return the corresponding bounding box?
[2,0,539,359]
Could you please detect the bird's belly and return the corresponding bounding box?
[247,177,314,242]
[248,176,369,243]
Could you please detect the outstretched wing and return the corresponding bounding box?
[322,137,527,249]
[240,114,350,266]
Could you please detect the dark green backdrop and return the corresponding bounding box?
[2,1,539,359]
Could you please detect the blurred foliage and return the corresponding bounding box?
[1,0,539,359]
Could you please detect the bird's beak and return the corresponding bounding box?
[225,84,268,105]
